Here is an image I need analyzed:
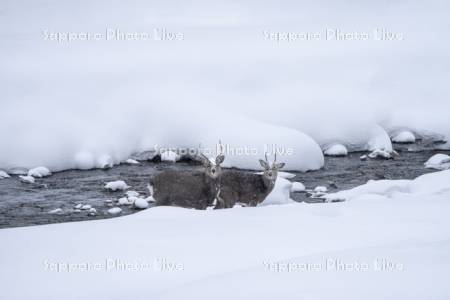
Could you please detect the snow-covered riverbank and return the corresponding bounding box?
[1,169,450,299]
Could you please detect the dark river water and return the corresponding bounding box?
[0,143,448,229]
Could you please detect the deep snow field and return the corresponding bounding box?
[1,168,450,300]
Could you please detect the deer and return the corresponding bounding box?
[215,152,285,209]
[150,142,225,210]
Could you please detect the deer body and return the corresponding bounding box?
[151,143,225,210]
[217,170,275,208]
[216,154,285,208]
[151,169,218,210]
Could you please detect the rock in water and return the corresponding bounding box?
[124,159,140,165]
[134,198,149,209]
[314,186,328,193]
[425,154,450,170]
[19,175,35,183]
[291,182,306,192]
[48,208,63,214]
[108,207,122,215]
[392,131,416,143]
[160,150,180,162]
[368,149,392,159]
[0,170,10,179]
[105,180,130,191]
[28,166,51,178]
[324,144,348,156]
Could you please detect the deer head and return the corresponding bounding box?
[259,151,285,185]
[199,141,225,179]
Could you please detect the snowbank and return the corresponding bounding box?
[325,170,450,202]
[1,170,450,300]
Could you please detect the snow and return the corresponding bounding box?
[392,131,416,143]
[48,208,63,214]
[290,182,306,193]
[126,191,140,198]
[325,170,450,202]
[2,170,450,299]
[134,198,149,209]
[0,170,10,178]
[324,144,348,156]
[81,205,92,210]
[118,197,132,205]
[18,175,35,183]
[160,150,180,162]
[368,149,392,159]
[259,177,294,206]
[104,180,129,191]
[425,154,450,170]
[28,166,51,178]
[107,207,122,215]
[314,186,328,193]
[124,159,140,165]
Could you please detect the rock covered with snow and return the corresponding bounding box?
[48,208,63,214]
[392,131,416,143]
[291,182,306,193]
[314,186,328,193]
[0,170,10,179]
[425,154,450,170]
[108,207,122,215]
[124,159,140,165]
[19,175,35,183]
[324,144,348,156]
[28,166,51,178]
[105,180,130,191]
[134,198,149,209]
[160,150,180,162]
[118,197,133,205]
[126,190,140,198]
[368,149,392,159]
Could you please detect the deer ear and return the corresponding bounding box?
[215,154,225,165]
[275,162,285,169]
[259,159,269,169]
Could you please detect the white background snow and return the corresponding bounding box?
[1,0,450,172]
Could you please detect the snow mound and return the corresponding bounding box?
[97,154,113,169]
[260,177,294,206]
[108,207,122,215]
[0,170,10,179]
[19,175,35,184]
[324,144,348,156]
[425,154,450,170]
[291,182,306,193]
[28,166,51,178]
[134,198,149,209]
[104,180,130,191]
[392,131,416,143]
